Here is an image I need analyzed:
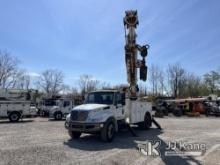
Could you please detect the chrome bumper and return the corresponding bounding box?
[65,121,104,133]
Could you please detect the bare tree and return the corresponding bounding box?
[37,69,64,97]
[78,74,100,95]
[149,64,159,95]
[138,82,147,96]
[112,84,128,90]
[100,81,111,90]
[70,87,79,95]
[203,70,220,94]
[184,73,201,97]
[60,84,71,95]
[167,63,186,97]
[15,70,31,90]
[158,68,167,95]
[0,50,19,89]
[149,64,166,96]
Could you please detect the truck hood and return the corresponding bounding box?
[73,104,109,111]
[51,106,59,110]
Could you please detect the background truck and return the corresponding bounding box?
[0,89,38,122]
[0,100,38,122]
[65,90,152,142]
[38,98,59,117]
[49,98,74,120]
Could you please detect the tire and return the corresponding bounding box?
[138,113,152,130]
[173,109,183,117]
[163,109,169,116]
[101,119,116,142]
[205,109,210,116]
[9,112,21,122]
[215,113,220,117]
[68,131,82,139]
[42,111,46,117]
[54,112,63,120]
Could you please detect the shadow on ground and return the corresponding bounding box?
[64,127,202,165]
[48,119,66,122]
[0,119,34,124]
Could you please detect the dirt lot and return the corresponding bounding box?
[0,116,220,165]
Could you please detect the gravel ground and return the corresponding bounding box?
[0,116,220,165]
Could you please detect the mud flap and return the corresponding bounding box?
[152,117,162,130]
[127,124,138,137]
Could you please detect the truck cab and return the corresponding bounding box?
[65,90,152,142]
[84,90,125,120]
[49,99,74,120]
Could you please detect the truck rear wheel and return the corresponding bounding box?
[9,112,21,122]
[138,113,152,130]
[173,109,183,117]
[41,111,47,117]
[68,131,81,139]
[101,119,116,142]
[163,109,169,116]
[54,112,63,120]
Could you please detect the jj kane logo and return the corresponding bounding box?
[137,140,161,156]
[137,140,206,157]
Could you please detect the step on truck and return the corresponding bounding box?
[65,90,152,142]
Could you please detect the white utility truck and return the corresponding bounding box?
[49,98,74,120]
[0,100,38,122]
[39,98,73,117]
[38,98,59,116]
[65,90,152,142]
[65,10,153,142]
[0,89,38,122]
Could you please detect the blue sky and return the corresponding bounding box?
[0,0,220,86]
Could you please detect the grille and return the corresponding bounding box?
[71,110,88,121]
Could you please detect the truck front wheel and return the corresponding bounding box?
[101,119,116,142]
[68,131,82,139]
[9,112,21,122]
[54,112,63,120]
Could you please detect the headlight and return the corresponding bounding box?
[125,117,130,124]
[65,121,69,128]
[66,114,71,122]
[65,114,71,129]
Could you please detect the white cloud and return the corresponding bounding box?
[28,72,40,77]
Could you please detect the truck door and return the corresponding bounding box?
[114,92,125,120]
[63,100,72,114]
[0,102,7,116]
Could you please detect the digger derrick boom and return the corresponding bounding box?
[124,10,149,99]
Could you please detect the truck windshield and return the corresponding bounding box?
[44,100,57,106]
[85,92,114,105]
